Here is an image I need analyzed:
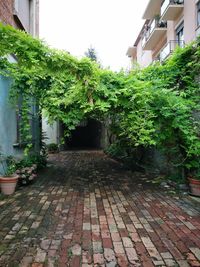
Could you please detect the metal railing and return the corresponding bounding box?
[159,40,185,61]
[161,0,184,17]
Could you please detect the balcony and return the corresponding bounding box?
[161,0,184,21]
[158,40,185,61]
[143,0,162,19]
[126,46,137,58]
[143,18,167,50]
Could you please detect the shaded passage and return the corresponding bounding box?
[0,151,200,267]
[66,119,102,149]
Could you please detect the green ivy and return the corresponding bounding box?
[0,23,200,176]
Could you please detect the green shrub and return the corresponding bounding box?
[47,143,59,153]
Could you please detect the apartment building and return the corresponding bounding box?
[0,0,39,159]
[0,0,39,36]
[127,0,200,67]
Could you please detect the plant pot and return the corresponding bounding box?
[0,175,18,195]
[188,177,200,197]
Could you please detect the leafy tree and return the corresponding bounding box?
[85,46,98,62]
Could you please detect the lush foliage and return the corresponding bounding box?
[0,23,200,178]
[47,143,59,153]
[0,154,17,176]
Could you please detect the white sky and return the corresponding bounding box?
[39,0,148,71]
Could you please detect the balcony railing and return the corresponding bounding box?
[159,40,185,61]
[161,0,184,20]
[142,18,167,50]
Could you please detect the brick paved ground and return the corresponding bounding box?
[0,151,200,267]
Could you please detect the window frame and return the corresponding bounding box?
[197,1,200,27]
[175,21,184,45]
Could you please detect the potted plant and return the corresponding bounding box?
[0,154,18,195]
[188,172,200,197]
[186,157,200,197]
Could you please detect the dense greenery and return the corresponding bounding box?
[0,23,199,178]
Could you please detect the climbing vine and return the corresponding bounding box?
[0,23,200,177]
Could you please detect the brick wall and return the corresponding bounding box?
[0,0,22,29]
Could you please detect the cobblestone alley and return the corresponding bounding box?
[0,151,200,267]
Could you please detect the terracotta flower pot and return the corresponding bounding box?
[188,177,200,197]
[0,175,18,195]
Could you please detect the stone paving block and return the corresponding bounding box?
[40,239,51,250]
[125,247,138,262]
[93,253,104,265]
[71,244,82,256]
[34,248,46,263]
[126,224,136,233]
[93,241,103,253]
[141,237,154,249]
[70,255,81,267]
[190,247,200,261]
[104,248,116,262]
[147,247,162,261]
[116,253,129,267]
[83,222,91,230]
[106,262,117,267]
[82,251,93,264]
[160,251,173,259]
[177,259,191,267]
[92,231,101,242]
[129,232,141,243]
[152,260,165,266]
[102,230,111,238]
[102,238,113,248]
[92,224,100,232]
[50,240,61,250]
[122,237,133,248]
[113,242,125,254]
[164,258,178,266]
[31,263,44,267]
[20,256,33,267]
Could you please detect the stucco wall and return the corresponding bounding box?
[42,118,59,145]
[152,34,167,58]
[184,0,196,44]
[136,39,152,67]
[167,21,176,42]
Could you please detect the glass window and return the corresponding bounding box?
[176,22,184,47]
[197,1,200,27]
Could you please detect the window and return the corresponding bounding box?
[197,1,200,27]
[176,22,184,47]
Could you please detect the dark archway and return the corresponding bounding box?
[66,119,102,149]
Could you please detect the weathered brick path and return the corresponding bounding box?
[0,151,200,267]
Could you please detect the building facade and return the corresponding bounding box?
[0,0,39,161]
[127,0,200,67]
[0,0,39,35]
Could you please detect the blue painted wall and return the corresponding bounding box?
[0,75,22,174]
